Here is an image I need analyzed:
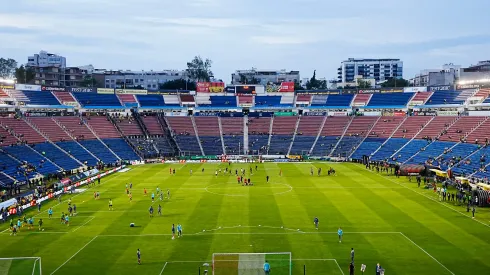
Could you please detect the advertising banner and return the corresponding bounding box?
[428,85,451,91]
[97,88,115,94]
[195,112,218,116]
[235,85,257,94]
[0,84,15,90]
[274,112,296,116]
[266,82,295,93]
[164,112,187,117]
[328,111,348,116]
[408,100,424,107]
[116,89,148,95]
[359,89,380,94]
[394,111,406,116]
[197,82,225,93]
[403,87,427,93]
[41,86,66,92]
[437,110,459,116]
[15,84,41,91]
[69,87,96,93]
[363,111,382,116]
[296,90,340,95]
[381,89,403,93]
[305,112,327,116]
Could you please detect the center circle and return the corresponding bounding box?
[205,182,293,197]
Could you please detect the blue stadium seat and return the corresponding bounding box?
[391,139,430,163]
[438,143,478,170]
[268,135,292,155]
[174,135,202,156]
[248,135,269,155]
[200,136,224,155]
[425,91,464,105]
[289,136,316,155]
[371,138,409,161]
[324,94,354,108]
[200,96,237,108]
[332,136,363,157]
[0,151,37,182]
[254,96,292,108]
[79,140,120,163]
[4,145,60,175]
[311,136,339,156]
[32,142,81,170]
[56,141,99,166]
[102,139,141,161]
[136,95,173,107]
[73,92,122,108]
[23,91,61,106]
[367,93,413,107]
[351,138,386,159]
[451,146,490,176]
[405,141,455,165]
[223,135,243,155]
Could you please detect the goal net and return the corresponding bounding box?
[0,257,42,275]
[212,252,291,275]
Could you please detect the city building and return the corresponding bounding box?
[93,70,187,90]
[410,63,461,87]
[27,51,66,68]
[231,69,300,85]
[457,61,490,86]
[337,58,403,83]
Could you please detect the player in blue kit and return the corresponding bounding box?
[137,249,141,265]
[263,260,271,275]
[338,227,343,243]
[151,193,155,202]
[177,223,182,238]
[313,217,319,230]
[172,224,176,239]
[48,208,53,219]
[149,206,154,218]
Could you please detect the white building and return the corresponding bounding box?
[27,51,66,68]
[96,70,187,90]
[337,58,403,83]
[231,69,300,85]
[409,63,461,87]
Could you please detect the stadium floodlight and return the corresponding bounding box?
[212,252,291,275]
[0,78,15,84]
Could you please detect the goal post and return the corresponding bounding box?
[0,257,42,275]
[212,252,291,275]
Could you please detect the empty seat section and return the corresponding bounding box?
[464,119,490,143]
[28,117,70,142]
[136,95,166,107]
[195,117,223,155]
[248,117,271,155]
[438,143,478,170]
[221,117,243,155]
[351,94,371,106]
[280,94,294,105]
[23,91,61,105]
[295,95,311,106]
[180,95,195,105]
[452,146,490,176]
[255,96,290,108]
[310,95,328,106]
[332,116,378,157]
[8,90,28,102]
[167,117,201,155]
[142,116,164,135]
[0,117,45,144]
[455,89,477,101]
[113,116,144,136]
[128,137,158,158]
[324,94,354,108]
[289,116,324,155]
[0,151,36,182]
[57,141,98,166]
[162,95,181,106]
[238,95,253,106]
[439,116,485,142]
[117,94,138,107]
[79,139,119,163]
[86,116,121,138]
[415,116,457,140]
[53,92,78,105]
[32,142,81,170]
[103,138,140,160]
[55,116,96,140]
[73,92,122,108]
[311,117,351,156]
[408,92,432,106]
[351,137,386,159]
[269,117,297,154]
[406,141,455,165]
[367,93,413,107]
[200,96,237,108]
[371,138,410,161]
[425,91,464,105]
[391,139,429,163]
[4,145,59,175]
[0,124,20,146]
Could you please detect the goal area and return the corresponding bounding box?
[0,257,42,275]
[212,252,291,275]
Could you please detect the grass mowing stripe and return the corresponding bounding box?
[50,235,98,275]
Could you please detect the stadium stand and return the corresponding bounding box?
[23,91,61,106]
[438,116,486,142]
[332,116,378,157]
[367,93,413,107]
[73,92,122,108]
[53,91,78,105]
[425,91,464,105]
[117,94,138,108]
[269,116,297,155]
[136,95,167,107]
[27,117,71,142]
[310,95,328,106]
[0,117,46,144]
[180,94,195,105]
[324,94,354,108]
[102,138,140,160]
[162,95,181,106]
[166,117,202,156]
[199,96,237,108]
[194,117,223,155]
[351,94,371,106]
[289,116,324,155]
[238,95,253,106]
[255,96,291,108]
[113,116,144,136]
[311,116,351,156]
[221,117,244,155]
[3,145,60,175]
[248,116,271,155]
[56,141,99,166]
[32,142,82,170]
[408,92,432,106]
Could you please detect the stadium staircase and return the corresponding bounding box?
[309,116,328,155]
[51,117,101,163]
[217,116,227,155]
[162,116,182,155]
[368,116,408,157]
[23,117,84,169]
[348,116,381,158]
[287,116,301,155]
[83,118,122,162]
[388,116,435,161]
[329,116,354,156]
[107,115,144,159]
[134,113,161,155]
[157,114,179,155]
[266,116,274,154]
[191,116,206,156]
[243,116,249,154]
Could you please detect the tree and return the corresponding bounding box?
[306,70,327,90]
[381,78,409,88]
[0,58,17,79]
[15,65,36,84]
[79,75,98,87]
[294,80,304,91]
[159,79,196,90]
[357,79,372,89]
[186,56,213,82]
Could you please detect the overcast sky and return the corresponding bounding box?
[2,0,490,83]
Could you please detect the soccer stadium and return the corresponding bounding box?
[0,82,490,275]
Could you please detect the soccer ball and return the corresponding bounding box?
[42,229,45,231]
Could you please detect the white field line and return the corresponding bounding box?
[334,259,345,275]
[72,216,95,232]
[31,258,39,275]
[50,236,98,275]
[158,262,168,275]
[368,169,490,228]
[399,232,455,275]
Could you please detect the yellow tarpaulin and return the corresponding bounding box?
[430,169,448,178]
[455,177,469,184]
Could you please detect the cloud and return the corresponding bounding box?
[250,36,315,45]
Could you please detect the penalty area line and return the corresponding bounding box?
[158,262,168,275]
[50,235,98,275]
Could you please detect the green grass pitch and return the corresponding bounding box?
[0,162,489,275]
